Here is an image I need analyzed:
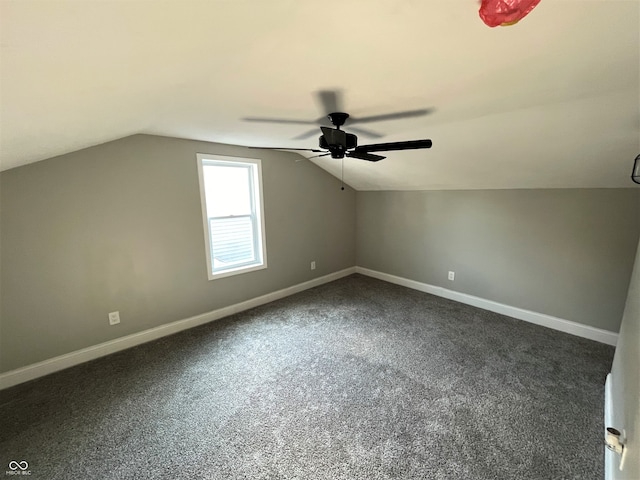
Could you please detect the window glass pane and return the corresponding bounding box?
[203,164,251,217]
[210,216,256,268]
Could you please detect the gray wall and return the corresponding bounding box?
[3,138,638,375]
[0,134,356,373]
[610,236,640,479]
[356,189,640,332]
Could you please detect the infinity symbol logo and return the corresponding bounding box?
[8,461,28,471]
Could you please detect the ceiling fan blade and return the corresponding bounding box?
[248,146,325,153]
[309,153,332,159]
[348,126,384,139]
[349,108,434,125]
[354,139,432,153]
[347,151,386,162]
[243,117,316,125]
[316,89,343,115]
[292,128,320,140]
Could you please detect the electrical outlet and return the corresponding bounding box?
[448,271,455,281]
[108,311,120,325]
[311,261,316,270]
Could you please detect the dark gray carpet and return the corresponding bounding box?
[1,274,613,479]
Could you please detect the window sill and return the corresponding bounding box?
[207,262,267,281]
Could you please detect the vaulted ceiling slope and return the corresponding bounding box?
[1,1,638,190]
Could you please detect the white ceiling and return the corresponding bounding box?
[1,0,638,190]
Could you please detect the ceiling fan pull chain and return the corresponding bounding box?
[341,157,345,191]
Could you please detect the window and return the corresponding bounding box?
[196,154,267,280]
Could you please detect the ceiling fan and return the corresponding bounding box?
[245,90,433,162]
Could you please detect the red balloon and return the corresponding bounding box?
[479,0,542,27]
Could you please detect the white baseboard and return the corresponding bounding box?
[356,267,618,346]
[1,265,617,390]
[0,267,356,390]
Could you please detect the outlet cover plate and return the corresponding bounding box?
[108,311,121,325]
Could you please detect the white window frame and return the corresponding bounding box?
[196,154,267,280]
